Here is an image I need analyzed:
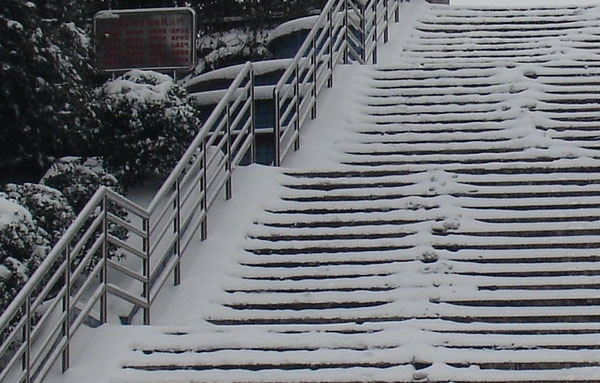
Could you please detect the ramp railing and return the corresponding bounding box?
[0,1,400,382]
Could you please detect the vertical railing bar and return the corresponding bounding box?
[384,0,389,43]
[143,215,151,324]
[143,266,150,324]
[200,139,208,240]
[294,62,300,152]
[249,65,256,164]
[344,0,349,64]
[311,35,317,119]
[143,199,151,325]
[61,245,71,372]
[24,298,31,383]
[174,177,181,286]
[361,1,367,63]
[226,101,233,200]
[373,0,378,64]
[328,4,334,87]
[100,195,108,324]
[273,87,281,166]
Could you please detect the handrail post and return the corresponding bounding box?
[174,177,181,286]
[249,66,256,164]
[143,248,150,325]
[23,298,31,383]
[384,0,389,43]
[133,191,150,325]
[100,195,108,324]
[311,35,317,120]
[344,0,349,64]
[143,216,151,324]
[273,87,281,167]
[62,245,71,372]
[361,1,367,63]
[200,139,208,239]
[328,4,334,88]
[226,101,233,200]
[373,0,378,64]
[294,62,300,151]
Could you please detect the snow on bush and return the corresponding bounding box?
[2,183,75,245]
[42,157,128,262]
[87,70,202,188]
[0,197,48,312]
[42,157,122,213]
[0,197,47,269]
[194,28,272,75]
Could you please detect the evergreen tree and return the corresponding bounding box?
[0,0,95,178]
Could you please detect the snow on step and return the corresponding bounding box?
[112,2,600,383]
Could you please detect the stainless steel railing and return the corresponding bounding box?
[0,1,399,382]
[274,0,399,165]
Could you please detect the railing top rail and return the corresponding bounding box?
[148,61,254,213]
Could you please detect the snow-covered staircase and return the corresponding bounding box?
[113,3,600,383]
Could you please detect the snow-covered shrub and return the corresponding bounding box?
[195,28,272,75]
[86,70,202,188]
[0,257,29,315]
[0,198,48,268]
[2,183,75,245]
[0,197,48,312]
[42,157,123,213]
[42,157,129,262]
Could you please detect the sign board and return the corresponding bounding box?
[94,7,196,72]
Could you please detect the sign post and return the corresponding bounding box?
[94,7,197,72]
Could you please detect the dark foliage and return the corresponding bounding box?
[85,70,201,188]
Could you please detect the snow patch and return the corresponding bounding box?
[268,15,318,42]
[103,70,175,103]
[0,197,32,231]
[6,20,23,30]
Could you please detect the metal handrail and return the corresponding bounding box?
[273,0,400,166]
[0,1,400,382]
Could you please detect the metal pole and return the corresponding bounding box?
[249,66,256,164]
[23,299,31,383]
[328,5,334,88]
[100,195,108,324]
[62,245,71,372]
[141,198,150,325]
[200,140,208,239]
[273,88,281,167]
[311,36,317,120]
[226,102,233,200]
[143,216,151,324]
[373,0,378,64]
[174,177,181,286]
[344,0,349,64]
[384,0,390,43]
[361,2,366,64]
[294,62,300,152]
